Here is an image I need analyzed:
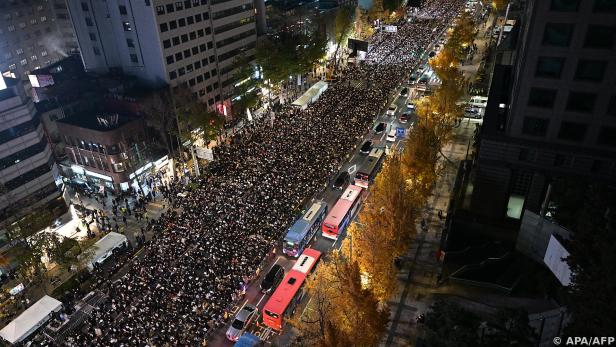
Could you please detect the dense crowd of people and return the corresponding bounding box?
[59,0,464,345]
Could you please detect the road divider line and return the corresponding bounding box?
[256,293,266,307]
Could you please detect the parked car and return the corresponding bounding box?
[399,113,409,123]
[400,87,409,97]
[407,101,416,111]
[260,264,284,294]
[226,304,258,341]
[360,140,372,154]
[386,105,398,116]
[374,122,386,134]
[333,172,351,190]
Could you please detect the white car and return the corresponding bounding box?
[386,129,396,142]
[386,105,398,116]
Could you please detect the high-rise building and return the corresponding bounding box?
[0,75,61,228]
[67,0,261,109]
[471,0,616,221]
[0,0,78,79]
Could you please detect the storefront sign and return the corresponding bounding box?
[85,170,112,182]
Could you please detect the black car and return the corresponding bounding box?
[374,122,386,134]
[360,140,372,154]
[400,87,409,97]
[260,264,284,294]
[333,172,350,190]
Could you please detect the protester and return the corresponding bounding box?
[62,1,464,345]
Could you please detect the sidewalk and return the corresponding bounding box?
[381,11,494,347]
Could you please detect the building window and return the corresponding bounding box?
[30,19,37,25]
[119,5,128,15]
[130,54,138,63]
[8,25,15,32]
[195,14,202,22]
[192,46,199,55]
[594,0,616,12]
[175,52,183,61]
[170,71,177,80]
[166,55,174,64]
[9,64,16,70]
[197,29,204,37]
[542,23,574,47]
[558,121,587,141]
[566,92,596,112]
[550,0,579,11]
[178,67,186,76]
[584,25,615,48]
[30,55,37,61]
[40,16,47,22]
[176,1,184,10]
[199,43,206,52]
[169,20,177,30]
[16,48,24,55]
[123,21,132,31]
[41,50,48,57]
[597,126,616,146]
[607,96,616,116]
[93,47,101,55]
[184,49,191,58]
[127,38,135,48]
[187,16,194,25]
[156,5,165,15]
[89,33,97,41]
[173,37,180,45]
[190,31,196,40]
[522,117,549,137]
[81,2,89,11]
[85,17,93,26]
[166,4,174,12]
[160,23,168,32]
[208,98,214,106]
[181,34,188,42]
[536,57,565,78]
[179,18,186,27]
[574,60,607,81]
[528,88,557,108]
[19,22,26,29]
[20,59,27,66]
[163,39,171,48]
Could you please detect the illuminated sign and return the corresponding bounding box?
[0,74,6,90]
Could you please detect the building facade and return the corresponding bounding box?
[0,75,61,228]
[471,0,616,220]
[57,112,159,192]
[67,0,261,109]
[0,0,78,79]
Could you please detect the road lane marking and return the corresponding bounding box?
[256,293,267,307]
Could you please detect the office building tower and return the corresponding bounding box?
[0,75,61,228]
[472,0,616,220]
[0,0,78,79]
[67,0,261,109]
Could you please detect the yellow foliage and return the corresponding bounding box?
[294,252,389,346]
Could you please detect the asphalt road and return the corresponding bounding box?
[207,81,422,346]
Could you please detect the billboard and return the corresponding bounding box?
[348,38,369,53]
[543,234,572,286]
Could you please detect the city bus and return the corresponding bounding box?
[262,248,322,330]
[354,148,385,188]
[283,201,328,257]
[321,185,364,240]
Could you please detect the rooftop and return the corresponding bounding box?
[58,112,141,132]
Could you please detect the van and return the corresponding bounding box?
[386,129,396,142]
[468,96,488,108]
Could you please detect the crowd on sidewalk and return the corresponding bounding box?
[51,0,467,345]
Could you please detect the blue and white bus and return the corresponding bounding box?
[283,201,328,257]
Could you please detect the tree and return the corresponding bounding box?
[423,300,481,347]
[383,0,401,13]
[293,252,389,346]
[231,54,260,119]
[564,184,616,337]
[173,83,223,144]
[350,153,418,301]
[140,88,179,155]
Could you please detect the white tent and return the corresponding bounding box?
[82,232,128,271]
[0,295,62,345]
[291,81,328,110]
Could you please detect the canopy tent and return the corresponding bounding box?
[81,232,128,271]
[0,295,62,345]
[291,81,328,110]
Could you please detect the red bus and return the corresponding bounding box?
[321,184,363,240]
[262,248,322,330]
